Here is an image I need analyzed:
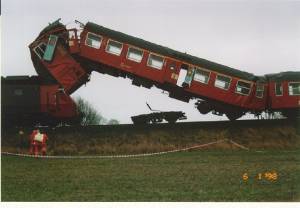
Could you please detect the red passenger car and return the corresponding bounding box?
[77,22,271,119]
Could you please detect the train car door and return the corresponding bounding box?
[176,64,188,87]
[176,69,187,87]
[177,64,194,87]
[68,29,80,54]
[183,66,195,87]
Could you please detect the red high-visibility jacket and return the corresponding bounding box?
[30,130,48,144]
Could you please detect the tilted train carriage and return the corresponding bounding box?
[77,22,268,120]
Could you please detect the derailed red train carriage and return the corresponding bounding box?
[79,22,265,120]
[2,19,300,126]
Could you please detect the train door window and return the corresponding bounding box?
[214,75,231,90]
[275,82,283,96]
[235,80,252,96]
[194,68,210,84]
[127,47,143,62]
[255,84,264,98]
[33,43,46,59]
[85,32,102,49]
[288,82,300,95]
[106,40,123,56]
[147,54,164,70]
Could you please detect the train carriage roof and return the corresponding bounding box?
[38,19,65,37]
[1,76,41,85]
[85,22,257,81]
[265,71,300,82]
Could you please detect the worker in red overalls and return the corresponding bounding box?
[29,129,48,156]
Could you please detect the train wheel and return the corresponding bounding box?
[196,102,212,114]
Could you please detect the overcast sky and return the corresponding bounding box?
[2,0,300,123]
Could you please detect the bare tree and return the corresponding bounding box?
[107,119,120,125]
[75,97,106,125]
[74,97,120,125]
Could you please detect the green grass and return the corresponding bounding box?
[1,150,300,201]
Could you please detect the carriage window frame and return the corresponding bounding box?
[33,42,47,59]
[126,46,144,63]
[85,32,102,49]
[288,82,300,96]
[235,80,252,96]
[255,83,265,98]
[105,39,123,56]
[193,67,211,84]
[147,53,164,70]
[214,74,232,90]
[275,82,283,96]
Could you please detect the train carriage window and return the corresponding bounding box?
[85,32,102,49]
[214,75,231,90]
[236,80,252,96]
[256,84,264,98]
[14,89,23,96]
[127,47,143,62]
[194,68,210,84]
[288,82,300,95]
[275,82,283,96]
[33,43,46,59]
[147,54,164,70]
[48,35,57,46]
[106,40,123,55]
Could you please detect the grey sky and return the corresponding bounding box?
[2,0,300,123]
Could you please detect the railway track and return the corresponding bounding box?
[33,118,299,134]
[2,118,298,134]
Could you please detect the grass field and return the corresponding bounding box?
[2,150,300,201]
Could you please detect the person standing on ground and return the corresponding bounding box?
[29,129,48,156]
